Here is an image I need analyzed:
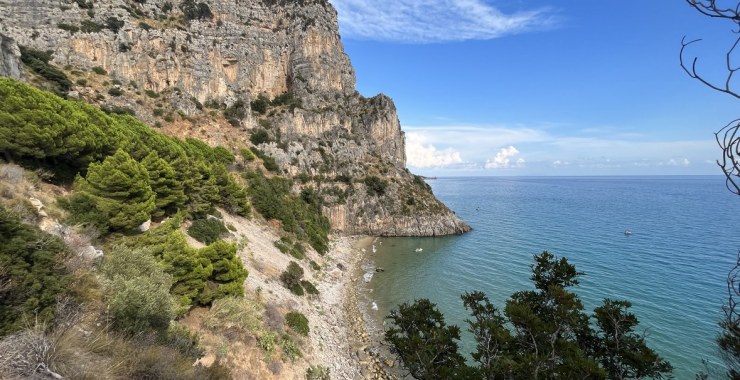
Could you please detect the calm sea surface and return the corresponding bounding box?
[361,176,740,379]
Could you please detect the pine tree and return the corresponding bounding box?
[75,149,155,231]
[198,240,248,304]
[142,152,186,218]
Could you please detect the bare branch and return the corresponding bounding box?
[681,36,740,99]
[683,0,740,99]
[715,119,740,194]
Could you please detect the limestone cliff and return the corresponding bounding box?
[0,0,470,236]
[0,33,21,79]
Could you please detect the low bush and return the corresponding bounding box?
[300,280,319,295]
[306,365,330,380]
[250,128,271,145]
[108,87,123,96]
[285,312,309,336]
[280,262,304,295]
[91,66,107,75]
[364,175,388,196]
[240,147,256,161]
[101,245,174,334]
[187,217,228,244]
[0,206,71,336]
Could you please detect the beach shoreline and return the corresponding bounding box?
[308,235,401,379]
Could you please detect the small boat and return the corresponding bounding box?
[624,229,632,236]
[415,248,423,252]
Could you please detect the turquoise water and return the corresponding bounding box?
[363,176,740,379]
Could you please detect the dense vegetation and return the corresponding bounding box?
[385,251,672,379]
[0,206,71,335]
[0,75,327,378]
[124,215,247,309]
[245,171,330,254]
[0,77,250,223]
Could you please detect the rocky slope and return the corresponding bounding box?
[0,0,470,236]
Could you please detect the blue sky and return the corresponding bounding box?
[329,0,740,176]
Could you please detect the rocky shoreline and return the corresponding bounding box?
[308,236,401,379]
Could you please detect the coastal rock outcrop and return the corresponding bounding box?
[0,0,470,236]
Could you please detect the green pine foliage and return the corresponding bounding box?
[0,77,250,220]
[0,206,71,336]
[19,46,72,96]
[245,171,330,254]
[128,216,248,309]
[187,218,228,245]
[142,152,187,218]
[385,252,672,379]
[198,240,248,304]
[74,149,156,231]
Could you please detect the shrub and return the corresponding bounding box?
[198,240,248,303]
[108,87,123,96]
[145,89,160,98]
[187,217,228,244]
[0,207,71,336]
[285,312,309,336]
[58,192,110,233]
[306,365,330,380]
[101,245,174,334]
[163,323,204,359]
[280,262,304,295]
[250,128,271,146]
[91,66,107,75]
[280,335,302,361]
[240,147,256,161]
[105,16,125,33]
[300,280,319,295]
[223,99,247,123]
[274,237,306,260]
[250,95,269,114]
[80,20,103,33]
[180,0,213,21]
[244,171,330,254]
[309,260,321,271]
[364,175,388,196]
[57,22,79,34]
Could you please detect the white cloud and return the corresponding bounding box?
[401,123,719,175]
[665,158,691,166]
[485,146,525,169]
[406,132,464,168]
[329,0,555,42]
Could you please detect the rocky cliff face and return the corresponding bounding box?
[0,0,470,236]
[0,33,21,79]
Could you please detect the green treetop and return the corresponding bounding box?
[75,149,155,231]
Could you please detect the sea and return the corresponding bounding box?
[359,176,740,379]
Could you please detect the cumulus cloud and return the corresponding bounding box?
[485,146,525,169]
[406,132,464,168]
[665,158,691,166]
[329,0,555,43]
